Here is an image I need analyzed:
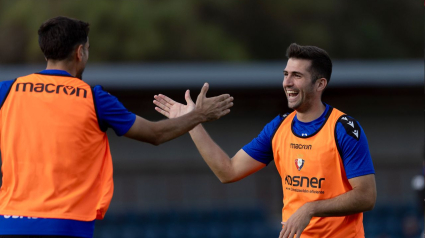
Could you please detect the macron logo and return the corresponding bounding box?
[15,82,87,98]
[352,130,359,138]
[347,121,355,128]
[290,143,312,150]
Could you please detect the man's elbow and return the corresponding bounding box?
[365,197,376,211]
[148,135,164,146]
[219,177,234,184]
[218,174,240,184]
[147,130,167,146]
[149,140,161,146]
[363,193,377,211]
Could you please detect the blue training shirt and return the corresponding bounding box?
[0,70,136,237]
[242,104,375,179]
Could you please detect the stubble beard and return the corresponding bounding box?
[288,88,315,113]
[287,99,301,111]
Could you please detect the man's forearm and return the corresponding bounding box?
[189,124,234,183]
[305,178,376,217]
[126,109,206,145]
[151,109,206,145]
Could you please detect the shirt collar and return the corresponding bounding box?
[294,103,329,125]
[38,69,73,77]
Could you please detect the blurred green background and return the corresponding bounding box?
[0,0,421,63]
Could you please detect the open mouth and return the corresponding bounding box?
[286,90,299,99]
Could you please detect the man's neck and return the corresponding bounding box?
[46,60,77,77]
[296,101,326,122]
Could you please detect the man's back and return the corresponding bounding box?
[0,72,113,221]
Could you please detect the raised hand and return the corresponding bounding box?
[154,89,195,119]
[154,83,233,122]
[194,83,233,122]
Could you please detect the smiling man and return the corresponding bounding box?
[154,43,376,238]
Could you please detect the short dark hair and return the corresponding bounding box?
[286,43,332,84]
[38,16,89,60]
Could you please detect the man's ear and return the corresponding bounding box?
[316,78,327,92]
[76,44,84,62]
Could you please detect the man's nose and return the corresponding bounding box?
[283,76,293,87]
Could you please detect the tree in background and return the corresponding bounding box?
[0,0,420,63]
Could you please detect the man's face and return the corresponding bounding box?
[76,38,89,79]
[283,58,316,112]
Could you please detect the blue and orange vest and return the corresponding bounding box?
[0,73,113,221]
[272,108,364,237]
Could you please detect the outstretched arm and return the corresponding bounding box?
[189,125,266,183]
[154,93,265,183]
[125,83,233,145]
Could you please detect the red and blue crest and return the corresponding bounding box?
[295,158,305,171]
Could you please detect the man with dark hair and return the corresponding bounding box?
[285,43,332,84]
[0,16,233,237]
[154,43,376,238]
[38,16,90,62]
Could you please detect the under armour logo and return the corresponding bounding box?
[341,117,348,121]
[347,121,355,128]
[353,130,359,138]
[302,133,308,137]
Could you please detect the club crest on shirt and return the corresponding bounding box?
[295,158,305,171]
